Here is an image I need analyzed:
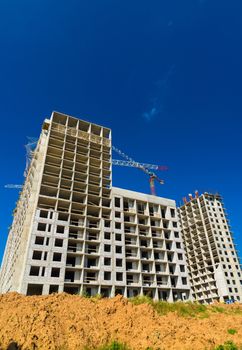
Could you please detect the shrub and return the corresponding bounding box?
[227,329,237,335]
[129,295,153,305]
[214,341,238,350]
[80,291,90,298]
[211,305,226,313]
[129,297,208,317]
[98,342,129,350]
[84,341,129,350]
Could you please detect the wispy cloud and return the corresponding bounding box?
[142,107,159,121]
[142,65,175,122]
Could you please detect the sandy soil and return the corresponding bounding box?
[0,293,242,350]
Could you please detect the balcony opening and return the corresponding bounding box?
[53,252,62,262]
[101,287,111,297]
[64,286,80,294]
[51,268,60,278]
[32,251,42,260]
[65,271,75,282]
[49,285,59,294]
[115,288,124,296]
[29,266,40,276]
[26,284,43,296]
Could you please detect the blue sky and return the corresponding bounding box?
[0,0,242,263]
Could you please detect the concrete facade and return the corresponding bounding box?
[178,192,242,303]
[0,112,190,301]
[110,187,191,301]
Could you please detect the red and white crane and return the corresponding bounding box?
[112,146,167,196]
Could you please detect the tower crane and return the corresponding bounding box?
[112,146,167,196]
[5,140,168,196]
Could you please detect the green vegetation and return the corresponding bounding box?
[84,342,129,350]
[214,341,239,350]
[129,295,208,317]
[98,342,129,350]
[129,295,153,306]
[85,340,242,350]
[129,296,242,318]
[80,291,90,298]
[80,293,104,300]
[227,329,237,335]
[211,305,226,313]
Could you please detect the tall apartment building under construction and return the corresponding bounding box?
[0,111,191,301]
[179,192,242,303]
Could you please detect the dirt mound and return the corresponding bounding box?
[0,293,242,349]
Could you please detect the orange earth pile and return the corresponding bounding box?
[0,292,242,350]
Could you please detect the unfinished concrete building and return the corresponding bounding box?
[179,192,242,303]
[0,111,190,301]
[110,188,190,301]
